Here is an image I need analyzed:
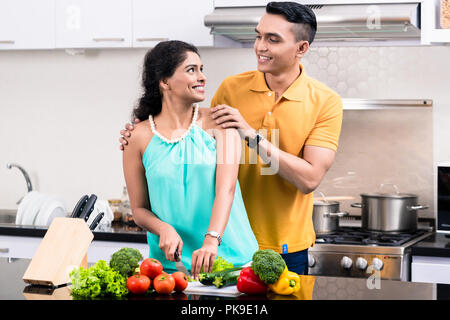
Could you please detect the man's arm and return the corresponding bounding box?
[256,140,335,194]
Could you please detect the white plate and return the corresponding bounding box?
[22,193,49,226]
[34,196,67,227]
[34,195,57,226]
[15,191,39,225]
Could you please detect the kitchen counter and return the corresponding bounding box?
[2,258,450,301]
[411,233,450,258]
[0,212,147,243]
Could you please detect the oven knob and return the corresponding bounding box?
[308,254,316,268]
[356,257,368,270]
[340,256,353,269]
[372,258,384,271]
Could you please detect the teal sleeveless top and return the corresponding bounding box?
[142,123,258,272]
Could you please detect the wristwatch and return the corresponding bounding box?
[205,231,222,246]
[246,131,265,149]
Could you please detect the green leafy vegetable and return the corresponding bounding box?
[109,247,143,277]
[211,256,234,273]
[70,260,128,299]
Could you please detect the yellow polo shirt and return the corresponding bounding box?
[210,64,343,254]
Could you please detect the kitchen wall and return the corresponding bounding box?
[1,45,449,218]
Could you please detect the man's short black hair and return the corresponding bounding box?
[266,2,317,44]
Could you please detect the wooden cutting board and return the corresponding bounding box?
[184,281,242,297]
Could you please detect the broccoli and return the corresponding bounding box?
[109,247,143,277]
[251,249,286,284]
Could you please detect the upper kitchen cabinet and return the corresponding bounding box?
[55,0,132,49]
[0,0,55,50]
[421,0,450,44]
[132,0,214,48]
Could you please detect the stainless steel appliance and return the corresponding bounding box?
[308,227,432,281]
[204,3,421,43]
[351,193,428,232]
[312,200,348,234]
[351,184,428,232]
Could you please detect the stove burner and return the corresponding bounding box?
[315,228,427,246]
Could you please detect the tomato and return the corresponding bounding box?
[127,274,151,295]
[140,258,163,279]
[153,274,175,294]
[171,272,188,292]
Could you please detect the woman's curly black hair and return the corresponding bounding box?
[132,40,200,121]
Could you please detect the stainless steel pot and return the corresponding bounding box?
[351,187,428,232]
[313,200,348,234]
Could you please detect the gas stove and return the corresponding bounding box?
[308,227,432,281]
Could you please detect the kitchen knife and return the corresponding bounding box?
[79,194,97,222]
[174,248,189,276]
[89,212,104,231]
[70,195,89,218]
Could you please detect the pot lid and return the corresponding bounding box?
[360,192,417,199]
[313,200,340,206]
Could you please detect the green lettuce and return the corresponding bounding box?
[69,260,128,299]
[211,256,234,273]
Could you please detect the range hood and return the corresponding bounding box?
[204,3,421,43]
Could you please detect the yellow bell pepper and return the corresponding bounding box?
[268,267,301,295]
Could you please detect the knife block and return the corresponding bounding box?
[23,217,93,287]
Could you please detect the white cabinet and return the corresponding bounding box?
[0,0,55,50]
[411,256,450,284]
[0,235,148,264]
[0,235,42,259]
[132,0,213,48]
[55,0,132,48]
[0,0,214,50]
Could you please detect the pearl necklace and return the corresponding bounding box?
[149,104,199,144]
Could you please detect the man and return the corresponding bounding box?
[120,2,342,275]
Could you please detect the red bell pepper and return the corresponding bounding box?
[237,267,268,295]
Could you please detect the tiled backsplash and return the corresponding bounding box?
[302,46,429,98]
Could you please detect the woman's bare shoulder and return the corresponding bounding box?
[197,106,220,132]
[127,119,153,150]
[134,119,150,132]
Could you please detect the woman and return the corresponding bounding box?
[122,40,258,279]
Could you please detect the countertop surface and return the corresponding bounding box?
[2,258,450,300]
[411,233,450,258]
[0,212,147,243]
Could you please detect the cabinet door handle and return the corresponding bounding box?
[135,37,168,42]
[92,37,125,42]
[0,40,15,44]
[0,248,9,253]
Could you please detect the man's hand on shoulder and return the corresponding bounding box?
[119,119,141,151]
[210,104,254,140]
